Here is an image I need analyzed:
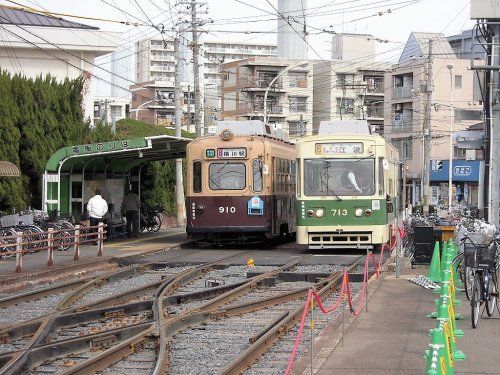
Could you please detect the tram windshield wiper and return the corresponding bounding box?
[321,181,342,201]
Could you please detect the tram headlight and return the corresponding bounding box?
[315,208,325,218]
[196,204,205,213]
[365,209,372,216]
[307,209,315,217]
[355,208,363,217]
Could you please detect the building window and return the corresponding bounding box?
[454,75,462,89]
[337,73,354,87]
[289,72,307,88]
[110,105,121,118]
[336,98,355,114]
[288,121,306,137]
[252,159,263,192]
[454,109,482,122]
[289,96,307,112]
[393,138,412,159]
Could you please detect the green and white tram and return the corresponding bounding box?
[296,120,401,250]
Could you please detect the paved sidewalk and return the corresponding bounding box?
[296,268,500,374]
[0,227,187,280]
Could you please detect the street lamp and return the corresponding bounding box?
[263,60,308,123]
[132,99,155,120]
[447,64,454,214]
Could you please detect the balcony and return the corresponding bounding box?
[366,80,384,95]
[392,86,414,100]
[241,77,283,91]
[239,101,284,115]
[392,118,413,132]
[366,106,384,118]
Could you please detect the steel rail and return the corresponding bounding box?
[221,257,366,374]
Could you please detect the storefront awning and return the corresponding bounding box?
[45,135,191,174]
[0,161,20,177]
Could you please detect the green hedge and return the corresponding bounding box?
[0,71,193,216]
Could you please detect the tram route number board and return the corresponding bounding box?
[315,143,363,155]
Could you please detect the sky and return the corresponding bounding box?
[0,0,475,95]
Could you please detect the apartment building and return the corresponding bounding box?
[93,97,130,126]
[135,38,277,86]
[384,32,481,206]
[221,57,313,138]
[313,61,388,134]
[130,81,194,127]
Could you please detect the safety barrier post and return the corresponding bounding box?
[428,241,442,283]
[425,327,447,375]
[97,222,104,257]
[15,231,23,273]
[73,225,80,261]
[310,291,314,373]
[366,249,371,313]
[47,227,54,267]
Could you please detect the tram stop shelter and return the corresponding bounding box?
[0,161,21,177]
[42,135,190,221]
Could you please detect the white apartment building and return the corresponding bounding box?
[313,61,388,134]
[221,57,313,138]
[0,6,121,121]
[313,34,389,134]
[93,97,130,126]
[135,38,277,86]
[384,32,481,206]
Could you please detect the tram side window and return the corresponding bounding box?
[378,157,385,196]
[252,159,263,192]
[193,161,202,193]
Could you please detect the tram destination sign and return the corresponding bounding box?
[217,148,247,158]
[315,142,363,155]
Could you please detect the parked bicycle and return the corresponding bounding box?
[140,204,163,233]
[462,234,499,328]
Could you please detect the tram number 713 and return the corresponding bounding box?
[219,206,236,214]
[331,208,348,216]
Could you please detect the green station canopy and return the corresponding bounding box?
[45,135,191,174]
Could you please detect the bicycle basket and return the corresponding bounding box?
[0,214,19,228]
[464,243,496,269]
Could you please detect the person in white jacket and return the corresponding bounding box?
[87,190,108,244]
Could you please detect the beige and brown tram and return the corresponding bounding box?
[186,121,296,244]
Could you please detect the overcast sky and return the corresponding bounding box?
[2,0,474,95]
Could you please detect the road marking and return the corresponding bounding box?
[105,231,185,248]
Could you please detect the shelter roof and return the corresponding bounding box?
[45,135,190,174]
[0,161,20,177]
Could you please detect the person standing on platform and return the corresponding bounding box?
[87,189,108,245]
[122,189,140,238]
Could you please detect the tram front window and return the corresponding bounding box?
[209,162,246,190]
[304,158,375,196]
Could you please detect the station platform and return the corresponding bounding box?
[294,267,500,375]
[0,227,187,281]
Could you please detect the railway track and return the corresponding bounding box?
[0,247,375,374]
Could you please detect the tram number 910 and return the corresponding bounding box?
[331,209,348,216]
[219,206,236,214]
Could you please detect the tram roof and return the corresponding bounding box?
[45,135,191,174]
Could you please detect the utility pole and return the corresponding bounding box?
[489,27,500,227]
[422,39,433,215]
[190,0,202,137]
[187,84,191,133]
[174,37,186,227]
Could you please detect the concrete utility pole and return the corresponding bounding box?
[174,37,186,227]
[190,0,202,137]
[422,39,433,215]
[489,27,500,227]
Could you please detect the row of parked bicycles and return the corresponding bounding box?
[0,209,92,258]
[454,218,499,328]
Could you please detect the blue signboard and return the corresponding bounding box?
[429,160,481,182]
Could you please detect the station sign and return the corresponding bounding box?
[315,143,363,155]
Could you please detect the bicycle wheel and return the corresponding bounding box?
[464,266,475,301]
[471,272,482,329]
[150,214,161,232]
[486,271,498,317]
